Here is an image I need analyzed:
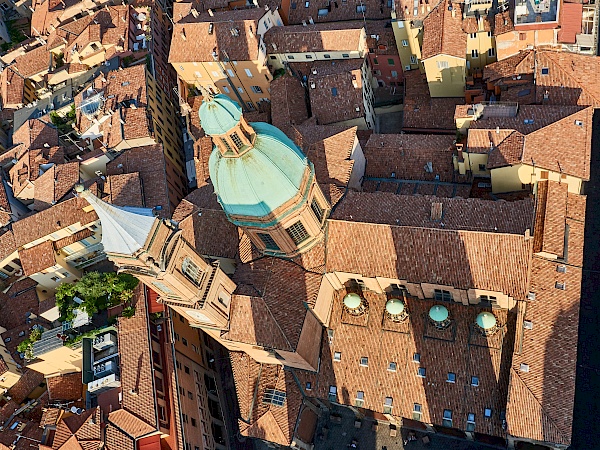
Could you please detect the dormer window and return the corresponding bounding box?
[182,257,203,286]
[231,132,245,150]
[220,138,234,155]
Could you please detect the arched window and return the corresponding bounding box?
[182,257,203,286]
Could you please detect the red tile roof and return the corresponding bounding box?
[33,161,80,212]
[107,409,156,438]
[558,3,582,44]
[270,75,310,133]
[332,191,534,234]
[19,240,56,276]
[264,22,365,53]
[46,372,83,402]
[421,0,467,60]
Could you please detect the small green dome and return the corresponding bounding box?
[199,94,242,135]
[343,293,362,309]
[429,305,449,322]
[386,298,405,315]
[476,312,497,330]
[209,122,309,219]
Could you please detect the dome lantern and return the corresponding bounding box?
[429,305,451,330]
[385,297,408,322]
[343,293,368,316]
[475,311,498,336]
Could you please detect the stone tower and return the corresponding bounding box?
[76,186,236,329]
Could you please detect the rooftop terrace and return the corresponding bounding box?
[514,0,558,25]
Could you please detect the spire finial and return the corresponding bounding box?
[199,86,215,103]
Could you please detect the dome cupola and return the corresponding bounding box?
[201,93,330,258]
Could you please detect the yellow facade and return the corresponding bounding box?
[391,18,423,72]
[465,29,497,72]
[174,60,272,111]
[0,335,21,392]
[422,55,466,97]
[490,164,582,194]
[455,151,490,178]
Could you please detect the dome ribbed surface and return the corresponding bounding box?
[209,122,309,218]
[199,94,242,135]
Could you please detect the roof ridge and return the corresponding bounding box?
[543,51,600,105]
[510,367,569,442]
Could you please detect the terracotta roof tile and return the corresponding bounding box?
[20,240,56,276]
[326,220,532,299]
[395,0,442,20]
[1,67,25,108]
[12,197,98,248]
[12,118,59,150]
[421,0,466,60]
[107,172,143,207]
[286,0,392,24]
[304,126,356,187]
[53,228,93,250]
[46,372,83,402]
[270,75,309,133]
[169,9,265,63]
[117,286,157,429]
[33,161,80,212]
[14,45,51,78]
[305,59,366,125]
[483,50,535,83]
[179,207,241,259]
[364,133,456,181]
[264,22,364,53]
[107,409,155,438]
[333,191,534,233]
[0,230,16,262]
[403,71,465,131]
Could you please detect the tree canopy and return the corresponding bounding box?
[55,272,138,322]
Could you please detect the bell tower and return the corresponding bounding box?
[76,186,236,330]
[201,94,330,257]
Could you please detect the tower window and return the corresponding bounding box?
[182,257,203,286]
[257,233,280,251]
[220,138,234,155]
[311,198,324,223]
[231,132,245,150]
[263,388,286,406]
[286,221,310,245]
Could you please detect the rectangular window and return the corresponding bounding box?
[360,356,368,367]
[237,87,244,94]
[329,385,337,402]
[263,388,286,406]
[182,338,188,347]
[286,221,310,245]
[342,53,350,58]
[305,54,313,59]
[311,199,324,223]
[231,132,245,149]
[488,48,495,57]
[410,55,417,64]
[355,391,364,407]
[244,68,253,77]
[387,58,395,65]
[443,409,452,427]
[306,382,312,390]
[373,57,379,65]
[257,233,280,251]
[484,408,492,418]
[191,417,197,427]
[318,7,328,15]
[434,289,453,301]
[412,403,422,420]
[470,33,477,39]
[220,138,234,154]
[471,49,479,58]
[250,85,263,93]
[287,55,295,60]
[417,367,426,378]
[519,32,527,40]
[436,60,449,69]
[401,39,408,47]
[447,372,456,383]
[222,86,230,93]
[466,413,475,432]
[471,376,479,387]
[182,258,202,286]
[479,163,486,171]
[383,397,393,414]
[413,353,420,363]
[227,69,235,78]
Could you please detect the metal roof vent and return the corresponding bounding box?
[475,311,498,336]
[343,292,368,316]
[520,363,529,373]
[428,305,450,330]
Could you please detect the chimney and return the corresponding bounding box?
[208,9,214,16]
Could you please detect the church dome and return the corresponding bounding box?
[209,121,310,219]
[199,94,242,136]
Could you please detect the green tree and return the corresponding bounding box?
[55,272,139,321]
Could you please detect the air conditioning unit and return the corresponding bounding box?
[93,333,116,351]
[88,373,120,393]
[93,360,115,376]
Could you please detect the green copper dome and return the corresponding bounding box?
[209,121,309,220]
[476,312,497,330]
[429,305,449,322]
[199,94,242,135]
[386,298,405,315]
[343,293,362,309]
